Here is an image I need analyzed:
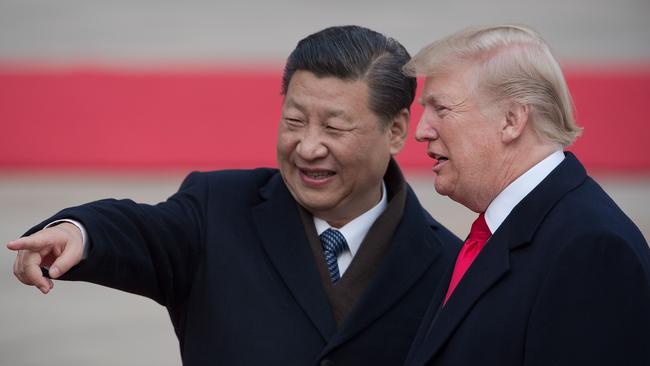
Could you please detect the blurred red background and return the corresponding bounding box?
[1,65,649,173]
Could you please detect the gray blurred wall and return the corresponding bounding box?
[1,1,649,365]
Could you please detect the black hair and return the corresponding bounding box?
[281,25,416,123]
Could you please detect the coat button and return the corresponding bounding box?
[320,359,334,366]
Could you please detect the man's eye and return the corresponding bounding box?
[435,105,449,112]
[326,124,351,132]
[285,118,303,125]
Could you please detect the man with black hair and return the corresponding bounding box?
[8,25,460,365]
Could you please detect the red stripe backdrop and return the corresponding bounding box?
[1,66,649,173]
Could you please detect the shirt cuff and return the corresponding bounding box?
[45,219,89,260]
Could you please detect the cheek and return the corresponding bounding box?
[351,139,388,169]
[276,131,297,157]
[444,145,472,188]
[454,140,493,185]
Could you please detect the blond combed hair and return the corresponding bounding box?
[404,24,582,147]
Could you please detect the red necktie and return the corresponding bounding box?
[443,212,492,304]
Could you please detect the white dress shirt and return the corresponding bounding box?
[313,181,388,276]
[485,150,565,234]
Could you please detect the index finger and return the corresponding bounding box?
[6,236,46,251]
[6,228,63,251]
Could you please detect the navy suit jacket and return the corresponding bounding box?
[31,168,460,365]
[404,152,650,366]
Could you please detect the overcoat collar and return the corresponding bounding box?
[320,186,447,355]
[252,173,336,341]
[252,161,449,348]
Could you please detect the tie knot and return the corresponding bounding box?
[320,228,348,257]
[467,212,492,242]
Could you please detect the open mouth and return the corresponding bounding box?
[429,153,448,171]
[302,170,335,179]
[299,168,336,184]
[431,153,448,164]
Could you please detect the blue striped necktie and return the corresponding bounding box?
[319,228,349,284]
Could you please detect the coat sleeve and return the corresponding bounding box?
[524,232,650,366]
[28,172,209,307]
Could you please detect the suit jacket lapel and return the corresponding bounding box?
[251,174,336,341]
[408,152,589,365]
[403,258,455,366]
[321,188,446,352]
[410,232,511,363]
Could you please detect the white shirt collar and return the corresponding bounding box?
[485,150,565,233]
[313,180,388,259]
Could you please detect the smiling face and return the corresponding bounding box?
[277,70,407,227]
[414,66,505,212]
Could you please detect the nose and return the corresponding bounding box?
[414,109,439,142]
[296,127,328,160]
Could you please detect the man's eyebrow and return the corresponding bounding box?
[323,109,348,119]
[418,94,439,105]
[282,99,352,121]
[420,93,458,106]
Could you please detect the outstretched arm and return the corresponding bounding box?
[6,171,208,306]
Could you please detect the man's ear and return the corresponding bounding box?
[502,103,530,144]
[389,108,410,155]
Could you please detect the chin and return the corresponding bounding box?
[433,181,451,198]
[295,193,336,211]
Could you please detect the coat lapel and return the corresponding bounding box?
[321,188,447,352]
[408,152,589,365]
[251,174,336,341]
[410,232,511,363]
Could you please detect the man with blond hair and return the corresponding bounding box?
[403,24,650,366]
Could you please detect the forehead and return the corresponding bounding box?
[283,70,372,113]
[420,67,476,100]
